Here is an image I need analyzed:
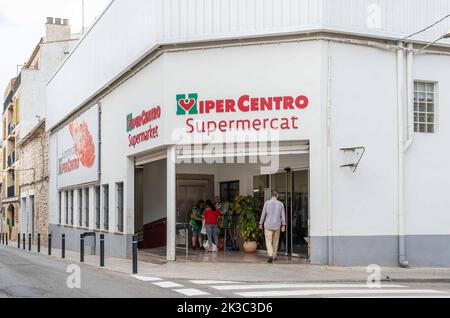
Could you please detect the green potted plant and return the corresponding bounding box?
[235,195,262,253]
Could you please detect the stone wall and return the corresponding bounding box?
[18,122,49,245]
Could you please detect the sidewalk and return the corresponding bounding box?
[2,243,450,283]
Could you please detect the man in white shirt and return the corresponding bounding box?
[259,191,287,263]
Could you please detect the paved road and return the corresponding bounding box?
[1,245,450,298]
[0,245,182,298]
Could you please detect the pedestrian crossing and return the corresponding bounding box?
[132,275,450,298]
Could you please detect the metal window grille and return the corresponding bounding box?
[414,81,436,134]
[117,183,124,233]
[103,185,109,231]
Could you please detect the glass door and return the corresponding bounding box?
[291,171,309,257]
[254,170,309,258]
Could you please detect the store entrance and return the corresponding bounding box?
[254,170,309,258]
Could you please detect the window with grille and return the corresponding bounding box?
[70,190,74,226]
[58,192,62,225]
[85,188,90,228]
[414,81,436,134]
[95,186,101,230]
[103,185,109,231]
[117,182,124,233]
[78,189,83,227]
[65,191,69,225]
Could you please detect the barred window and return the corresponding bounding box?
[117,183,124,233]
[103,185,109,231]
[414,81,436,134]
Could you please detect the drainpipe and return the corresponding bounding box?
[405,43,415,151]
[397,41,409,268]
[326,41,333,265]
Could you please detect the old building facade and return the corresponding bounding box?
[1,17,78,243]
[17,121,49,244]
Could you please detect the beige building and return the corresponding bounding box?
[2,77,20,241]
[1,17,78,243]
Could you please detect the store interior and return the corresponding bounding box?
[134,153,310,264]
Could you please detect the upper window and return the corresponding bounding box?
[414,81,436,134]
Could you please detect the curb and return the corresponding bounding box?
[2,245,450,284]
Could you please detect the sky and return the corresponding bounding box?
[0,0,110,93]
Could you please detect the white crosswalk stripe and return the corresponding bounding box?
[153,281,184,288]
[211,283,405,291]
[174,289,211,296]
[235,289,447,298]
[133,276,449,298]
[132,275,163,282]
[190,280,243,285]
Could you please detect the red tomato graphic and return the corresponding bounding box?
[69,121,96,168]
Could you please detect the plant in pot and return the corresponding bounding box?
[235,195,262,253]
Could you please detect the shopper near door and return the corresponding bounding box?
[259,191,287,263]
[204,200,222,252]
[191,200,205,250]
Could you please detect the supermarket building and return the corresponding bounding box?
[46,0,450,267]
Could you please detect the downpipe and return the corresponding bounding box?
[397,41,409,268]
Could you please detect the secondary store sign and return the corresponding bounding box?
[58,105,99,188]
[127,105,161,148]
[176,93,309,135]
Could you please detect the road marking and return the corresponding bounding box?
[211,283,405,291]
[132,275,163,282]
[235,289,447,298]
[190,280,243,285]
[339,296,450,299]
[174,289,211,296]
[153,281,184,288]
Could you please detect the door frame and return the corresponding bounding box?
[176,174,215,202]
[264,168,310,259]
[289,168,310,259]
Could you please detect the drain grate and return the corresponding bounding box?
[0,286,47,298]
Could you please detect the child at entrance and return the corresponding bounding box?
[190,200,205,250]
[204,200,222,252]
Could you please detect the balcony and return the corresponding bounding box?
[3,90,13,113]
[3,73,21,114]
[7,123,16,137]
[7,152,16,168]
[7,186,15,198]
[12,72,21,94]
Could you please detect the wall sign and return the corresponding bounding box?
[176,93,310,135]
[127,105,161,148]
[57,105,99,188]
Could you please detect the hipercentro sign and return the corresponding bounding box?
[176,93,310,135]
[127,105,161,148]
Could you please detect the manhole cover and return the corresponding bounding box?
[0,286,47,298]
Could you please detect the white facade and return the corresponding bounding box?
[47,0,450,266]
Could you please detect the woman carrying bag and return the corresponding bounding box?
[203,200,222,253]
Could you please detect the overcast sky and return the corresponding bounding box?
[0,0,110,92]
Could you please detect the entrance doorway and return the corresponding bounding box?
[254,170,309,258]
[176,175,214,224]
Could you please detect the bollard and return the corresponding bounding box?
[48,234,52,256]
[5,233,8,246]
[18,233,20,249]
[2,233,4,244]
[80,234,85,263]
[37,234,41,253]
[28,234,31,251]
[23,233,25,250]
[100,234,105,267]
[132,236,138,275]
[62,234,66,259]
